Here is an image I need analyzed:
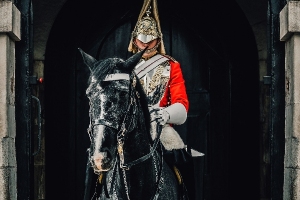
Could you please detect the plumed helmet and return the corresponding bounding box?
[133,15,161,43]
[128,0,166,55]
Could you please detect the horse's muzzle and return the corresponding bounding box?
[92,149,113,172]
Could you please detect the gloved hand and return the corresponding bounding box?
[149,106,170,125]
[149,103,187,125]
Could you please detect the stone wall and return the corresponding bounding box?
[0,1,20,200]
[280,1,300,199]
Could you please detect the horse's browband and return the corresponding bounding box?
[104,73,130,81]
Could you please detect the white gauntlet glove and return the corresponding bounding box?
[149,106,170,125]
[149,103,187,125]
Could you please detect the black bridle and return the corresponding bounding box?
[90,72,162,169]
[89,72,163,199]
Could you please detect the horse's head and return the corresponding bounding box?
[79,48,148,173]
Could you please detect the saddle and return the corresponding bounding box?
[164,148,194,200]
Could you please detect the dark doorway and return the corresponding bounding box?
[44,0,259,199]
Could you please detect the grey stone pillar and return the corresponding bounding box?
[0,1,20,200]
[280,1,300,199]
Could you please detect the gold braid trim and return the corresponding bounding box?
[140,79,145,90]
[148,65,164,94]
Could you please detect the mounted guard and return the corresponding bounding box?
[128,0,194,199]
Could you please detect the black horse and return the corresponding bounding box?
[79,48,181,200]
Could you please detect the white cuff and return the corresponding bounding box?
[164,103,187,125]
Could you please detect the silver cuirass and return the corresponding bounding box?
[135,58,171,139]
[136,59,170,105]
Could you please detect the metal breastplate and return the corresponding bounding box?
[136,59,171,140]
[137,59,171,106]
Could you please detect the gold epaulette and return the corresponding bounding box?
[163,54,178,63]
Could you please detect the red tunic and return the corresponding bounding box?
[159,60,189,111]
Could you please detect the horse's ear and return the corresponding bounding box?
[124,48,147,71]
[78,48,97,71]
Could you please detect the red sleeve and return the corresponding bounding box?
[159,61,189,111]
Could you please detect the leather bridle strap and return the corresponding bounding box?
[120,124,163,169]
[94,119,119,130]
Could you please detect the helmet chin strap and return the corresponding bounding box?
[142,50,158,60]
[133,39,161,54]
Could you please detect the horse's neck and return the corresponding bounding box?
[126,107,151,158]
[125,129,151,161]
